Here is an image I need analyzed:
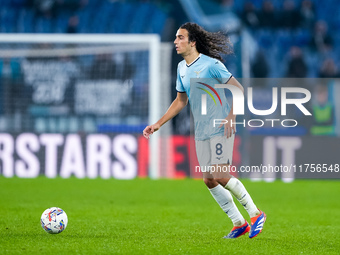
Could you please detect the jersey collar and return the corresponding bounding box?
[186,53,202,67]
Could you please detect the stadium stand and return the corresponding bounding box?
[1,0,338,78]
[0,0,168,36]
[0,0,339,136]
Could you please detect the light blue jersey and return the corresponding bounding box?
[176,54,232,140]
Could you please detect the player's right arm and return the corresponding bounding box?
[143,92,188,139]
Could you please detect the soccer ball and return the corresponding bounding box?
[40,207,68,234]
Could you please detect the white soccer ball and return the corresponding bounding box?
[40,207,68,234]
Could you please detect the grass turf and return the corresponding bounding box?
[0,177,339,254]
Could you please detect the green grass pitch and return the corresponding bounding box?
[0,177,339,254]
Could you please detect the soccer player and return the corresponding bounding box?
[143,22,266,239]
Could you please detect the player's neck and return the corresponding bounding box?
[183,50,200,65]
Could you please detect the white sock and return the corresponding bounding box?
[225,178,260,218]
[209,184,245,226]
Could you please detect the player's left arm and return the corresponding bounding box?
[210,62,245,138]
[223,76,244,138]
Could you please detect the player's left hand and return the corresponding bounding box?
[218,113,236,138]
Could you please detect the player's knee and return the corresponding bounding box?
[214,178,230,187]
[203,178,214,185]
[203,178,217,188]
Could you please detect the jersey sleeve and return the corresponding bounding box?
[176,65,185,92]
[208,61,232,83]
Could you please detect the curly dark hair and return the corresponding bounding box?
[180,22,233,62]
